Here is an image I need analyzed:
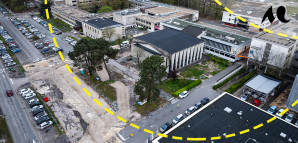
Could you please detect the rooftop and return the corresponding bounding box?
[136,10,189,23]
[255,21,298,47]
[181,25,205,38]
[84,18,122,29]
[245,74,281,95]
[135,28,203,54]
[162,19,252,47]
[228,1,273,19]
[153,93,298,143]
[115,9,140,16]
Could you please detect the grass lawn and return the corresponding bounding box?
[159,79,194,95]
[134,97,165,116]
[36,15,72,32]
[83,72,102,85]
[96,82,117,102]
[0,117,13,143]
[286,6,298,15]
[68,36,79,42]
[78,36,91,41]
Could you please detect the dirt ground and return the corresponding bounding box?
[24,56,140,143]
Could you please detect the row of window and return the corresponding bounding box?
[136,18,151,25]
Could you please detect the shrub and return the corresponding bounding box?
[211,57,228,67]
[225,70,257,94]
[32,35,39,41]
[172,79,202,98]
[213,68,246,90]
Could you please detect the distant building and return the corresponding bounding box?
[132,28,204,72]
[161,19,252,62]
[113,9,141,28]
[221,1,279,32]
[64,0,99,7]
[82,18,125,41]
[286,74,298,112]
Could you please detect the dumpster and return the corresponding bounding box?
[80,69,84,74]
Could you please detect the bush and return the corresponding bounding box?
[172,79,202,98]
[213,68,246,90]
[210,57,228,67]
[225,69,257,94]
[32,35,39,41]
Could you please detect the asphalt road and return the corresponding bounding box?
[119,65,239,143]
[0,13,44,64]
[0,62,40,143]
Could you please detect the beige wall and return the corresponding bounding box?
[52,9,77,25]
[82,22,125,41]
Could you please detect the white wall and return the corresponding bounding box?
[82,22,125,41]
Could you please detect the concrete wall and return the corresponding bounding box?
[82,23,125,41]
[113,13,141,25]
[52,10,77,25]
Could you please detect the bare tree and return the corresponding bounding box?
[90,1,101,13]
[268,49,290,77]
[132,46,145,65]
[103,27,116,42]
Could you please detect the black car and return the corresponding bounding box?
[33,108,45,116]
[55,31,62,35]
[201,97,210,105]
[29,101,41,108]
[36,116,50,125]
[194,102,202,110]
[159,121,173,133]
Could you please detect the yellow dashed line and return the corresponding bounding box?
[45,9,49,19]
[224,7,233,15]
[267,116,276,123]
[292,99,298,107]
[277,33,287,37]
[214,0,222,5]
[73,76,81,85]
[144,129,153,134]
[65,64,72,73]
[105,108,114,115]
[93,98,102,106]
[280,108,288,116]
[225,133,235,138]
[48,23,53,33]
[292,36,298,40]
[117,116,126,123]
[52,37,58,47]
[249,22,259,29]
[83,88,91,96]
[263,28,273,34]
[44,0,47,4]
[130,123,140,129]
[236,15,246,22]
[253,123,263,130]
[239,129,250,134]
[158,133,168,138]
[211,136,221,140]
[187,138,206,141]
[172,136,182,140]
[58,51,64,60]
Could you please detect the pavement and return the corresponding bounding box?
[118,64,239,143]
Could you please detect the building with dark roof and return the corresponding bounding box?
[82,18,125,41]
[286,74,298,112]
[132,29,204,72]
[181,25,205,38]
[153,92,298,143]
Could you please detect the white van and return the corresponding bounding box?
[121,41,129,47]
[39,121,53,129]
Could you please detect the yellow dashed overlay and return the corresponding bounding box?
[44,0,298,140]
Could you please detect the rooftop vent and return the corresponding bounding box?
[280,132,286,138]
[224,107,232,113]
[237,111,242,115]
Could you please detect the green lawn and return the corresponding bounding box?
[68,36,79,42]
[78,36,91,41]
[286,6,298,15]
[159,79,194,95]
[134,97,165,116]
[36,14,72,32]
[0,117,13,143]
[96,82,117,102]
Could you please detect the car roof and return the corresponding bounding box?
[189,106,195,110]
[177,114,183,118]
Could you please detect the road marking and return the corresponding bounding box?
[253,123,263,130]
[292,99,298,107]
[267,116,276,123]
[214,0,222,5]
[130,123,140,129]
[117,116,126,123]
[293,36,298,39]
[10,78,14,84]
[44,0,47,4]
[45,9,49,19]
[211,136,221,140]
[187,138,206,141]
[264,28,273,34]
[158,133,168,138]
[65,64,72,73]
[73,76,81,85]
[105,108,114,115]
[249,22,259,29]
[143,129,153,134]
[53,37,58,47]
[239,129,249,134]
[278,33,287,37]
[93,98,102,106]
[83,88,91,96]
[236,16,246,22]
[48,23,53,33]
[58,51,64,61]
[280,108,288,116]
[225,133,235,138]
[172,136,182,140]
[224,7,233,15]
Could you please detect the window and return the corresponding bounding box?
[229,14,231,16]
[250,50,253,54]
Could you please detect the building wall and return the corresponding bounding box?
[285,74,298,111]
[113,13,141,25]
[82,22,125,41]
[52,9,77,25]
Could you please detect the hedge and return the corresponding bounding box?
[172,79,202,98]
[210,57,228,67]
[225,69,257,94]
[213,67,246,90]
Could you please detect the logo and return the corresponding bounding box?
[262,6,289,24]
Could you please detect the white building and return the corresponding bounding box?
[113,9,141,28]
[132,28,204,72]
[222,1,279,32]
[248,22,298,69]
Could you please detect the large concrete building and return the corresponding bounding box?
[113,9,141,28]
[285,74,298,112]
[222,1,279,32]
[82,18,125,41]
[161,19,252,62]
[132,28,204,72]
[64,0,99,7]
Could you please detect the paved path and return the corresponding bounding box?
[118,65,239,142]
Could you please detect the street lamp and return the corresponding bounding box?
[150,125,158,139]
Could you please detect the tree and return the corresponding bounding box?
[39,0,53,19]
[100,0,112,7]
[132,46,145,66]
[134,55,167,103]
[68,38,119,80]
[90,1,101,13]
[180,69,192,86]
[32,35,39,41]
[114,34,123,49]
[110,0,121,10]
[102,27,115,42]
[167,70,178,81]
[98,6,113,13]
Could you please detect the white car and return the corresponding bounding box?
[28,98,39,104]
[31,105,43,111]
[240,94,249,101]
[39,121,53,129]
[295,120,298,126]
[275,109,284,118]
[179,91,189,98]
[285,113,294,122]
[19,88,32,94]
[21,90,34,96]
[24,93,36,99]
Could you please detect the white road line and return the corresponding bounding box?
[10,78,14,84]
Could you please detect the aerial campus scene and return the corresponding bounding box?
[0,0,297,143]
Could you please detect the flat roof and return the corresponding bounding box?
[85,18,122,29]
[256,22,298,47]
[52,5,93,21]
[136,9,190,23]
[162,19,252,47]
[146,6,177,15]
[228,1,273,19]
[153,93,298,143]
[245,74,281,94]
[135,28,203,54]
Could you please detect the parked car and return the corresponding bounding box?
[39,121,53,129]
[55,31,62,35]
[3,59,13,64]
[159,121,172,133]
[179,91,189,98]
[240,94,249,101]
[22,91,35,98]
[34,111,48,120]
[33,108,45,116]
[6,90,13,97]
[19,88,32,95]
[275,109,284,117]
[28,98,39,104]
[267,106,277,114]
[172,114,184,124]
[36,116,50,125]
[5,62,16,67]
[295,120,298,126]
[24,93,36,99]
[194,102,202,110]
[11,48,20,53]
[201,97,210,105]
[121,41,129,47]
[31,105,43,111]
[185,106,196,116]
[252,99,261,106]
[285,113,294,122]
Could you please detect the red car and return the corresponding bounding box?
[252,99,261,106]
[6,90,13,97]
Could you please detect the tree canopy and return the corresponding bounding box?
[134,55,167,103]
[68,38,119,79]
[39,0,53,19]
[98,6,113,13]
[167,70,178,81]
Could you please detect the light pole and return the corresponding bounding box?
[151,125,158,139]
